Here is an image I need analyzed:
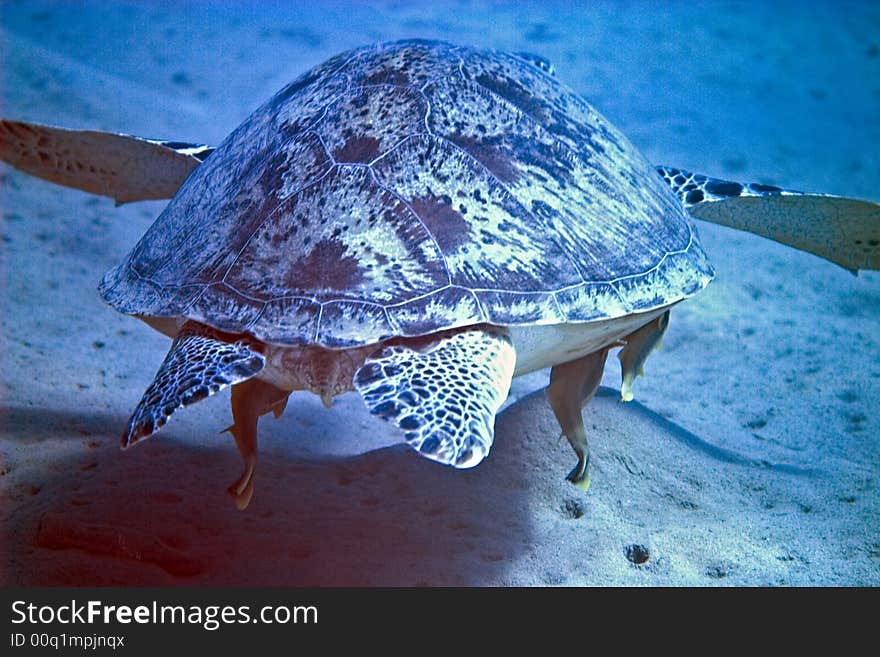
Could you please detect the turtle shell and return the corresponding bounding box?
[100,39,714,348]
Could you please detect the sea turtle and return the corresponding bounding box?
[1,40,877,509]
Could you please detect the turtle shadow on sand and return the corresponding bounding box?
[1,400,536,586]
[4,385,877,586]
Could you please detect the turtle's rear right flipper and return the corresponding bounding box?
[0,119,212,204]
[657,166,880,273]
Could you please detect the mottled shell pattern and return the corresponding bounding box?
[100,39,714,348]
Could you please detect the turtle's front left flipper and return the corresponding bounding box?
[0,119,213,203]
[657,166,880,273]
[354,327,516,470]
[122,321,265,446]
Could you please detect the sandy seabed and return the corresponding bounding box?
[1,0,878,586]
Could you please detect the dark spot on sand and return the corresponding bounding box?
[837,389,859,403]
[561,498,585,519]
[625,544,650,565]
[705,563,730,579]
[171,71,191,86]
[745,417,767,429]
[542,571,567,585]
[843,410,867,424]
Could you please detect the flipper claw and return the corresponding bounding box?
[227,454,256,510]
[565,451,591,491]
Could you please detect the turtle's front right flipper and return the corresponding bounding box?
[354,327,516,470]
[657,165,880,273]
[0,119,213,203]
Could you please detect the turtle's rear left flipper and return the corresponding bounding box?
[0,119,212,203]
[657,166,880,273]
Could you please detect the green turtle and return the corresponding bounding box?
[1,40,877,509]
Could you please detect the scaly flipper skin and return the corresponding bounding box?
[0,119,212,203]
[121,321,265,448]
[353,327,515,469]
[226,378,290,510]
[618,310,670,402]
[546,348,609,490]
[657,166,880,272]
